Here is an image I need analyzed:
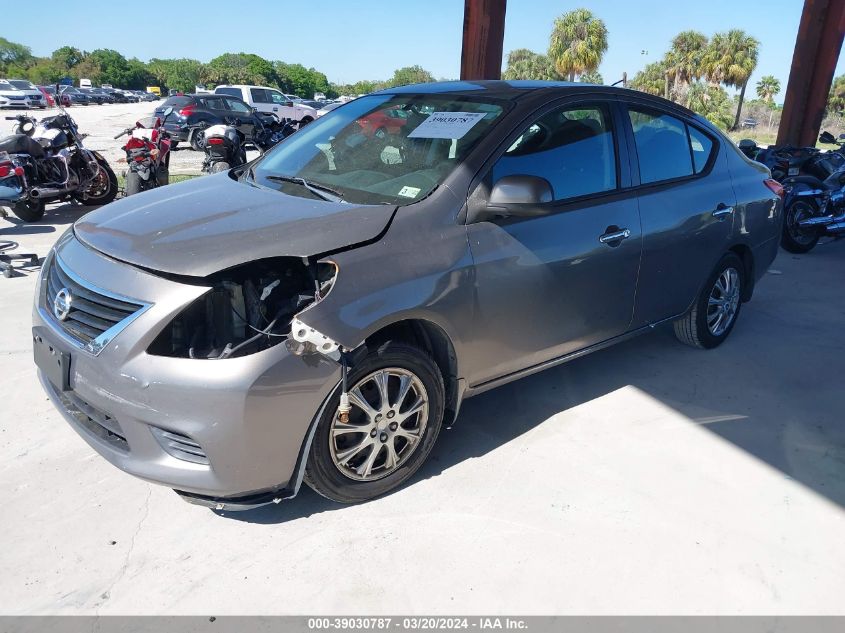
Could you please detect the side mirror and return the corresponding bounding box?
[284,101,293,107]
[489,175,553,206]
[162,106,173,119]
[819,131,836,144]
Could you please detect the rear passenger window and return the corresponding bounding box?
[250,88,271,103]
[215,88,240,97]
[492,105,617,201]
[628,109,693,183]
[688,125,714,173]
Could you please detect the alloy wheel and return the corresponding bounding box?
[707,267,740,336]
[329,367,429,482]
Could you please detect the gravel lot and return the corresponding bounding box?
[1,101,229,176]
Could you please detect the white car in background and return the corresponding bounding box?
[0,79,45,108]
[213,85,318,125]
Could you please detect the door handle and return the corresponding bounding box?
[712,203,734,218]
[599,228,631,244]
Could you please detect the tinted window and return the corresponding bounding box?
[688,125,714,173]
[269,90,287,104]
[162,96,192,108]
[492,105,617,201]
[250,88,271,103]
[202,97,228,110]
[225,98,252,114]
[628,109,693,183]
[215,87,241,97]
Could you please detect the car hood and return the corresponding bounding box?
[74,173,396,278]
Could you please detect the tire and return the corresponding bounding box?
[170,141,179,150]
[11,198,45,222]
[210,161,230,173]
[781,198,821,254]
[304,341,445,503]
[674,252,745,349]
[156,167,169,188]
[190,129,206,152]
[76,157,118,206]
[124,170,144,196]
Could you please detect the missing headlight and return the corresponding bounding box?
[148,257,337,360]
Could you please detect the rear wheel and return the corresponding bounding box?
[304,341,445,503]
[75,158,117,206]
[781,198,821,254]
[11,198,45,222]
[190,129,206,151]
[674,253,744,349]
[124,171,144,196]
[210,161,230,173]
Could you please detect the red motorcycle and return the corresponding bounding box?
[114,106,174,196]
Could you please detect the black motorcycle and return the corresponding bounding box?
[200,114,296,174]
[0,107,117,222]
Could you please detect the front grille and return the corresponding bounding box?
[44,256,143,350]
[58,390,128,451]
[151,427,209,465]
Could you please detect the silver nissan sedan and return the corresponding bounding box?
[32,81,782,509]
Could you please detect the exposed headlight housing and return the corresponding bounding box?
[148,257,337,359]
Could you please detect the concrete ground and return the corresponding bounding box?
[0,197,844,614]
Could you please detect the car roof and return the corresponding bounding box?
[372,80,694,115]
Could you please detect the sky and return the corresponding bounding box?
[5,0,844,100]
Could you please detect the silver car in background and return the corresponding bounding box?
[33,81,782,510]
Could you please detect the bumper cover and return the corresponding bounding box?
[34,234,341,501]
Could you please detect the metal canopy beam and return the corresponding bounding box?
[777,0,845,147]
[460,0,507,80]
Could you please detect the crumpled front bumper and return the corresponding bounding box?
[34,233,341,504]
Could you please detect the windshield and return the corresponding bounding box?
[9,80,34,90]
[252,94,506,205]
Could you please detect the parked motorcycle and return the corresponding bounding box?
[0,106,117,222]
[200,114,296,174]
[114,106,174,196]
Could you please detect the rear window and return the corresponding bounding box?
[215,87,241,97]
[162,96,192,108]
[9,80,34,90]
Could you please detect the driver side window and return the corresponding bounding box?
[492,104,618,202]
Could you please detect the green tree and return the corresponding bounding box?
[207,53,277,86]
[686,81,733,129]
[51,46,84,70]
[701,29,759,129]
[828,75,845,114]
[630,60,670,96]
[89,49,132,86]
[70,57,101,85]
[665,30,708,105]
[548,8,608,81]
[579,69,603,84]
[384,65,435,87]
[26,59,63,84]
[502,48,559,81]
[0,36,33,74]
[148,58,204,92]
[755,75,780,103]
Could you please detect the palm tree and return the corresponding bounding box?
[502,48,560,81]
[701,29,759,129]
[665,31,708,105]
[755,75,780,103]
[548,8,608,82]
[579,69,603,84]
[630,60,670,96]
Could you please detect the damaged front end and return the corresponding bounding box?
[148,257,339,360]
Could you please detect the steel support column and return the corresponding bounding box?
[777,0,845,147]
[460,0,507,80]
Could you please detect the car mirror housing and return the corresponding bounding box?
[489,175,553,206]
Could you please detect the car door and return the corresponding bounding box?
[268,89,294,119]
[621,103,736,327]
[464,99,643,386]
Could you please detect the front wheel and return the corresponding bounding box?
[11,198,45,222]
[304,341,445,503]
[674,253,744,349]
[781,199,821,254]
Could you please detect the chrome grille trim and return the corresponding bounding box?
[38,252,152,355]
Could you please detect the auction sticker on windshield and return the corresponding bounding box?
[407,112,487,139]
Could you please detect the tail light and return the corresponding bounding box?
[207,137,224,145]
[0,164,11,178]
[178,105,195,116]
[764,178,784,199]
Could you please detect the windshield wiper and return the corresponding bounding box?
[264,175,345,203]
